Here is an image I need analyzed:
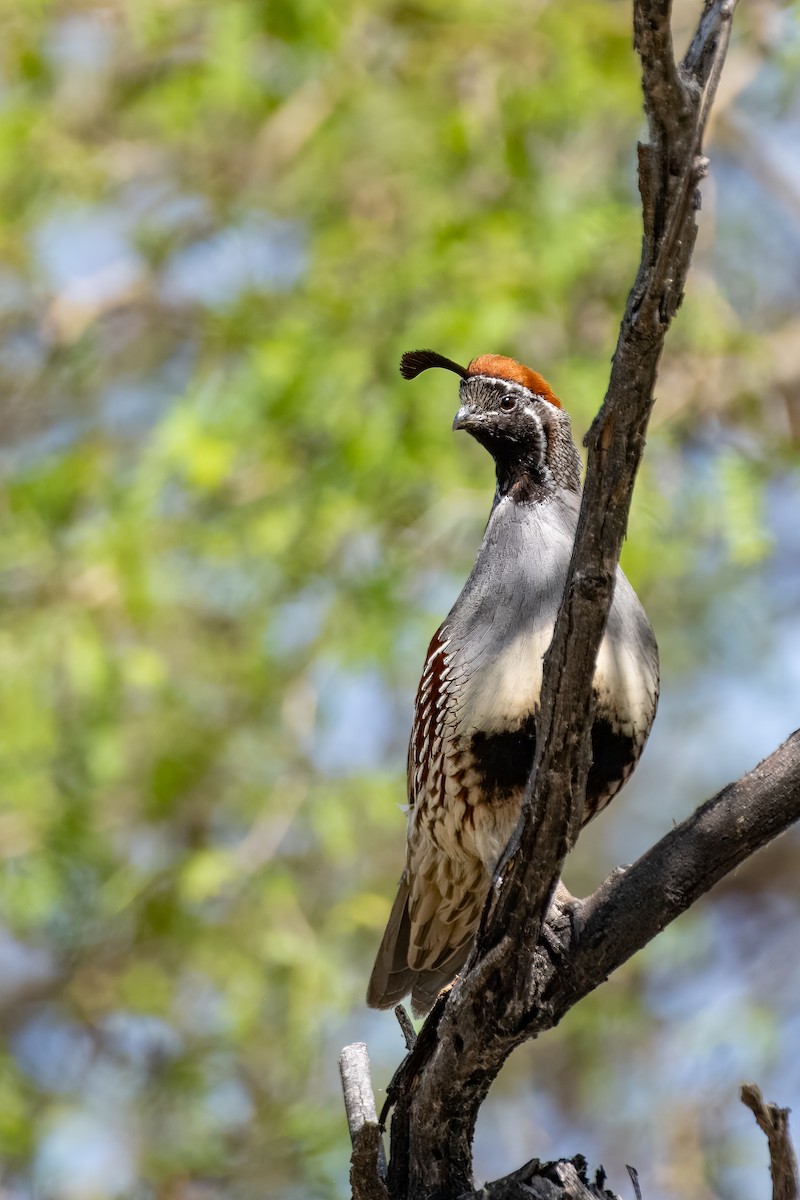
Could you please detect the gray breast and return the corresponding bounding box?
[441,492,658,741]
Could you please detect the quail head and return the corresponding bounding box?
[366,349,659,1017]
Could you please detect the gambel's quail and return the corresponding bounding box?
[367,350,659,1017]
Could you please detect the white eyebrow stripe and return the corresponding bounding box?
[461,375,547,403]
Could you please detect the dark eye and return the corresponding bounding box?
[499,395,517,412]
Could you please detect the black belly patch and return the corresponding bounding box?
[468,713,636,816]
[587,717,637,816]
[469,714,537,799]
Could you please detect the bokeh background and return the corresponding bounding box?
[1,1,800,1197]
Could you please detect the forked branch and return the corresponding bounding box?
[337,3,800,1199]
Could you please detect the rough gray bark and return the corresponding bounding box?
[339,1,800,1197]
[478,1156,624,1200]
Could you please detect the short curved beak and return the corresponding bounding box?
[452,406,481,433]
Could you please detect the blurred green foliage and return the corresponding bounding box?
[0,1,798,1198]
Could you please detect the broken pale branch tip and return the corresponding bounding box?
[339,1042,380,1143]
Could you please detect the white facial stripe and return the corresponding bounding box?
[461,375,547,404]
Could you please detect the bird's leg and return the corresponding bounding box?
[541,879,586,954]
[552,865,632,949]
[553,878,578,906]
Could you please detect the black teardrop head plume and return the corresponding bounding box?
[399,349,469,381]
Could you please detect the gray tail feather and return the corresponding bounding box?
[366,880,473,1016]
[409,942,471,1017]
[366,879,416,1009]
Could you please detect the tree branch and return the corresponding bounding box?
[382,733,800,1200]
[381,2,747,1197]
[390,735,800,1200]
[528,731,800,1031]
[741,1084,799,1200]
[342,2,799,1197]
[479,1155,624,1200]
[339,1042,389,1200]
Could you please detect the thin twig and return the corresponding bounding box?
[741,1084,800,1200]
[394,1005,417,1052]
[626,1165,644,1200]
[694,0,736,141]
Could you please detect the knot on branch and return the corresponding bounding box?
[571,568,613,605]
[694,154,710,181]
